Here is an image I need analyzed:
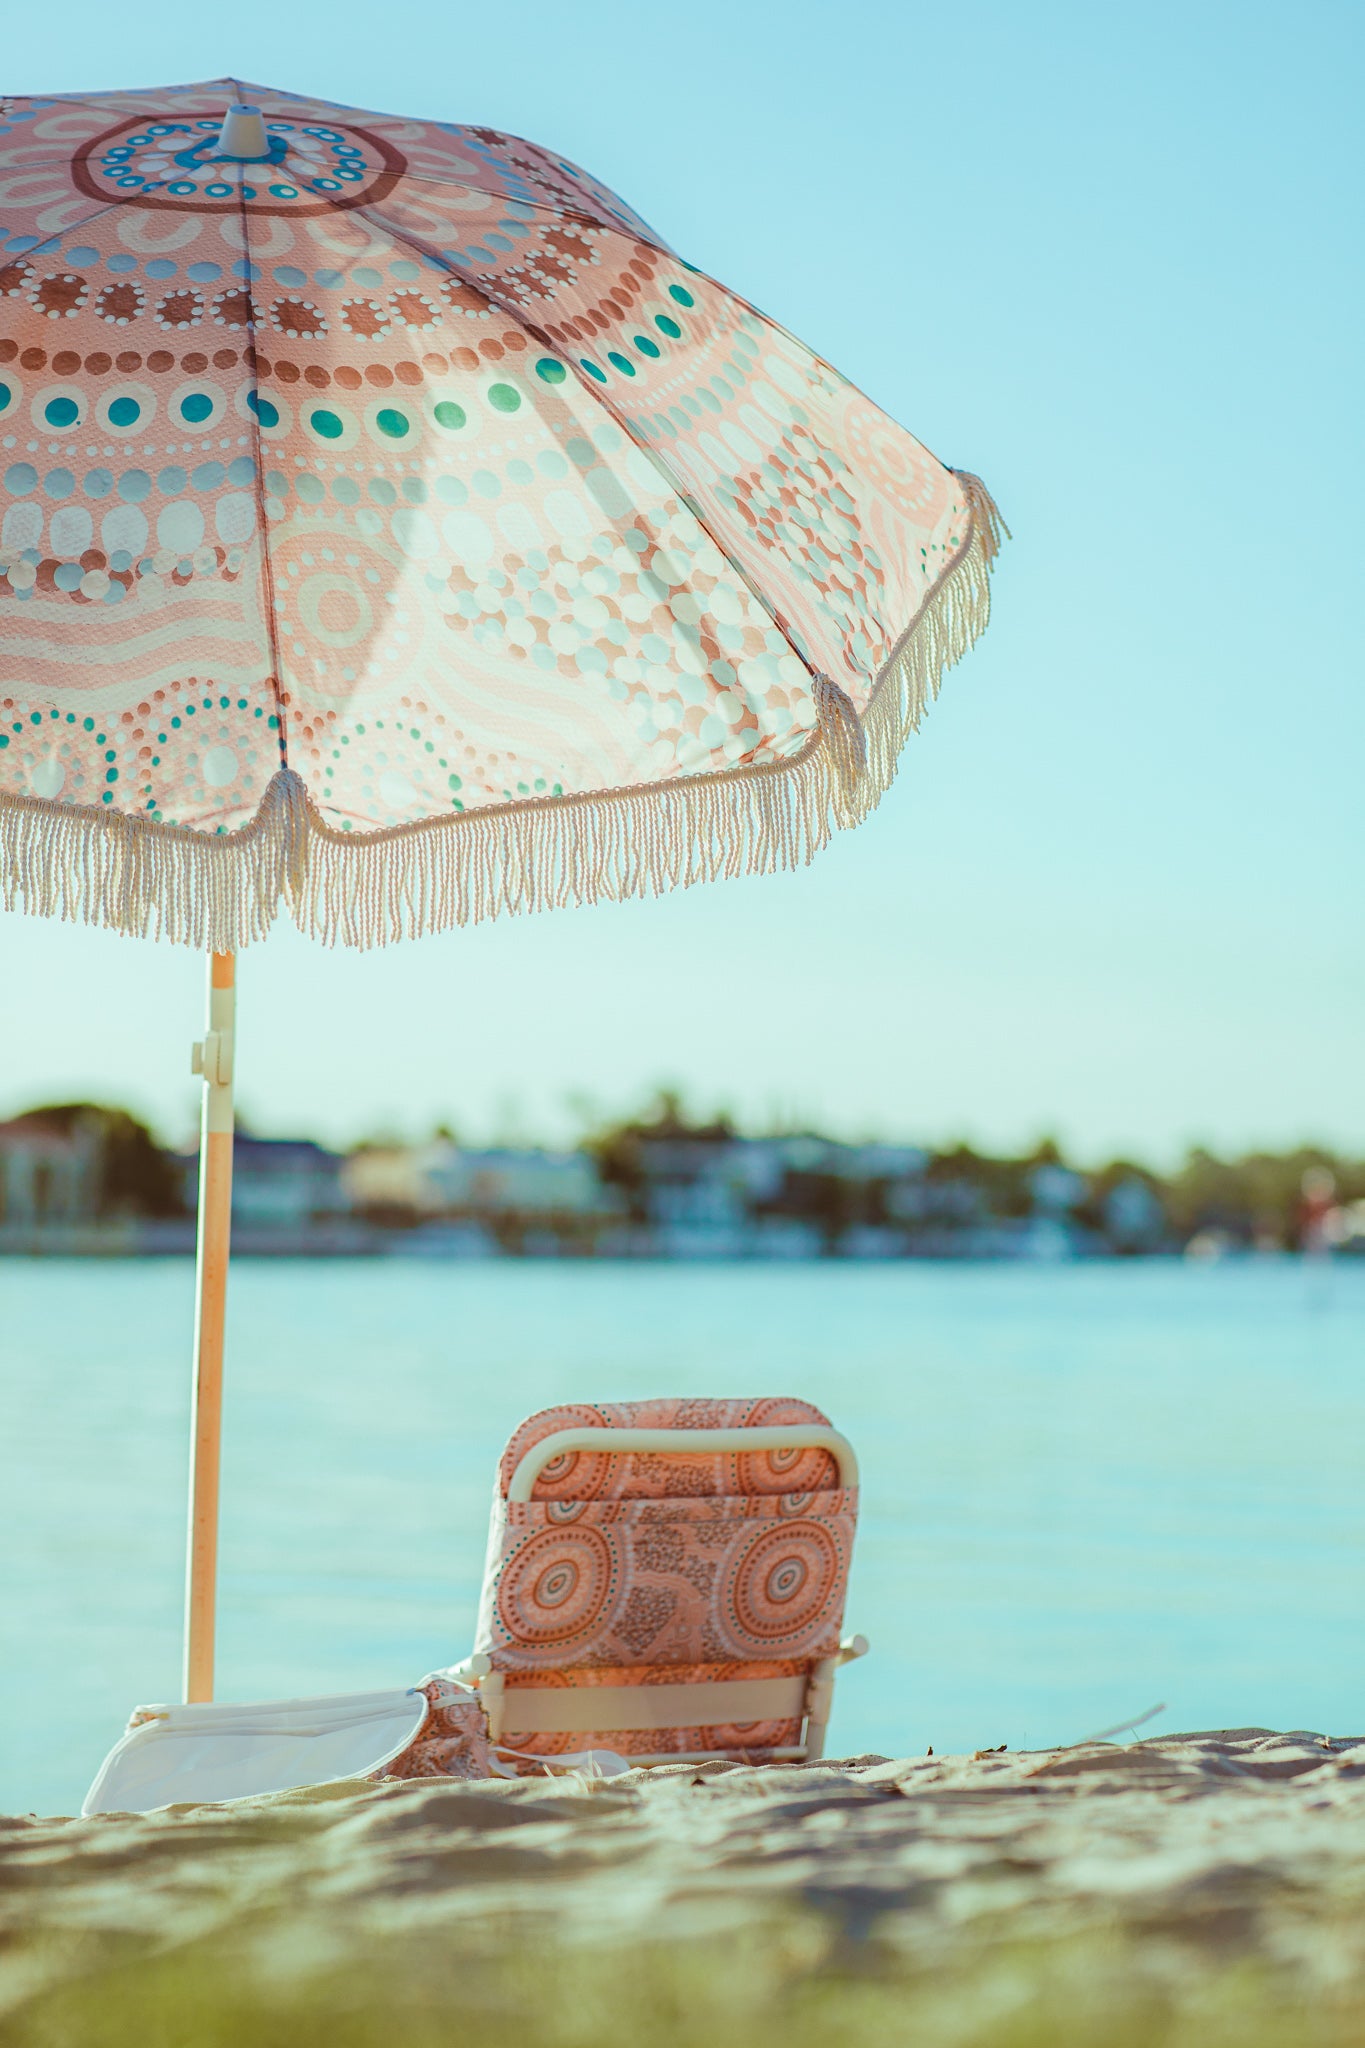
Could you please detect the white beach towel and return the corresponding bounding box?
[81,1687,429,1816]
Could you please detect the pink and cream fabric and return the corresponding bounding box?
[379,1674,491,1782]
[475,1397,857,1766]
[0,81,1003,948]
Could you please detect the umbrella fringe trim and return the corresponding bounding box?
[0,471,1004,950]
[0,766,309,953]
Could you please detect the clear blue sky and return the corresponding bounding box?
[1,0,1360,1163]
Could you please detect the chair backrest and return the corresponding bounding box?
[472,1397,859,1767]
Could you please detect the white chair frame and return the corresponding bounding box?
[462,1422,868,1766]
[505,1424,859,1502]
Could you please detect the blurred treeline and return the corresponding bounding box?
[4,1096,1362,1251]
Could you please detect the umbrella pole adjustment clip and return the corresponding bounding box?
[191,1030,234,1088]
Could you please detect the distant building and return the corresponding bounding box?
[892,1181,979,1225]
[343,1140,616,1228]
[1013,1216,1083,1261]
[765,1136,928,1184]
[1029,1162,1088,1215]
[888,1176,984,1226]
[831,1143,929,1182]
[233,1137,348,1227]
[749,1217,824,1260]
[746,1136,928,1248]
[627,1132,750,1234]
[838,1224,909,1259]
[635,1136,747,1219]
[1102,1175,1167,1253]
[425,1143,613,1217]
[648,1218,750,1259]
[1337,1200,1365,1254]
[648,1171,745,1232]
[397,1218,502,1259]
[0,1113,102,1226]
[178,1135,348,1228]
[341,1144,430,1218]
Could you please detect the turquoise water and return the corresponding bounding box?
[2,1257,1362,1816]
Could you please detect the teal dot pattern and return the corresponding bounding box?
[0,80,970,841]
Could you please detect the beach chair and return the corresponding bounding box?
[452,1397,868,1770]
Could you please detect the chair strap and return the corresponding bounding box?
[500,1673,809,1734]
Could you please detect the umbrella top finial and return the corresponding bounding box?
[218,104,270,160]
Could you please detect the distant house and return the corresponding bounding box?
[756,1135,929,1248]
[341,1144,429,1218]
[831,1143,929,1182]
[0,1113,102,1226]
[839,1224,909,1259]
[233,1137,347,1227]
[749,1216,824,1260]
[343,1140,615,1224]
[180,1135,347,1228]
[1029,1163,1088,1215]
[425,1144,612,1217]
[635,1136,744,1220]
[1103,1175,1167,1253]
[763,1137,928,1185]
[647,1168,745,1233]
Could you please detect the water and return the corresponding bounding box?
[1,1256,1361,1816]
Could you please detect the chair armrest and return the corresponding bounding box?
[507,1425,858,1501]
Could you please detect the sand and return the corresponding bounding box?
[3,1728,1364,2047]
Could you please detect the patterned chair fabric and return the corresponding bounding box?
[473,1396,858,1766]
[381,1675,492,1782]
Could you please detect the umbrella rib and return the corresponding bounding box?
[7,79,241,124]
[20,78,951,490]
[355,203,821,693]
[0,469,999,943]
[0,145,671,249]
[2,96,296,785]
[0,94,1005,950]
[0,195,130,267]
[5,82,667,244]
[233,171,292,776]
[346,168,671,246]
[16,76,362,125]
[1,118,948,489]
[391,205,965,493]
[365,178,957,486]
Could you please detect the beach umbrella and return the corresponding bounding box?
[0,81,1006,1702]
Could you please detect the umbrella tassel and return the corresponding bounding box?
[813,676,869,812]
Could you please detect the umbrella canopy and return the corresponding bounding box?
[0,80,1005,1707]
[0,79,1003,949]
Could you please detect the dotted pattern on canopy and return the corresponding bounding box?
[0,81,1003,945]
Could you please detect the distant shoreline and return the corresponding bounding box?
[0,1221,1356,1265]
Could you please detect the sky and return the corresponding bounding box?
[0,0,1360,1164]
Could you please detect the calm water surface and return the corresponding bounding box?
[2,1256,1362,1814]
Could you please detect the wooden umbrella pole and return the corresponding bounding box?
[184,950,236,1703]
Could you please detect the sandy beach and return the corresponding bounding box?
[2,1727,1363,2047]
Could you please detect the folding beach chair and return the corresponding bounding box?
[453,1397,868,1770]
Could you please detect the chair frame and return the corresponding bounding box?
[462,1420,868,1767]
[506,1424,859,1501]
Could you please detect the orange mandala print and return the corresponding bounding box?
[495,1526,618,1648]
[726,1520,843,1650]
[736,1394,843,1495]
[71,114,406,217]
